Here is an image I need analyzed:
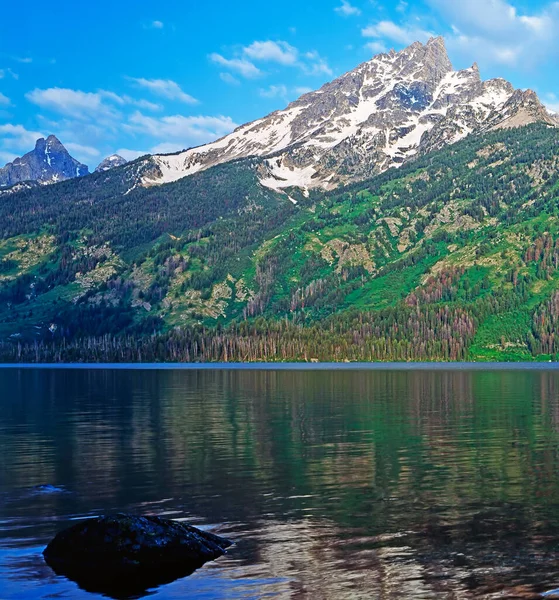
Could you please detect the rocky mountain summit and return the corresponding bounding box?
[0,135,89,188]
[141,37,556,192]
[95,154,127,173]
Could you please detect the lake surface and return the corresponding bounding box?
[2,368,559,599]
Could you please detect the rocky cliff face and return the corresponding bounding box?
[95,155,127,173]
[139,37,556,192]
[0,136,89,187]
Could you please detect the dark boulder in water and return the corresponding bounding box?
[43,513,233,598]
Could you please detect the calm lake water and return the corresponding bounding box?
[2,367,559,599]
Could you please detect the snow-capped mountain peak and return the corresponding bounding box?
[0,135,89,188]
[140,37,556,192]
[95,154,127,173]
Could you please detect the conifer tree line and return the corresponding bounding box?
[1,124,559,362]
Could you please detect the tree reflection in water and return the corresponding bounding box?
[0,368,559,598]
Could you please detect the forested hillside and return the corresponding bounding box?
[1,123,559,362]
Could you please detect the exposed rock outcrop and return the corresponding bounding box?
[138,37,556,192]
[95,154,127,172]
[0,135,88,187]
[43,513,233,596]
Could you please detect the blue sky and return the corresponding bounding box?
[1,0,559,168]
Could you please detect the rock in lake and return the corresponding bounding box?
[43,513,233,597]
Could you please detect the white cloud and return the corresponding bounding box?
[426,0,559,67]
[209,53,262,78]
[99,90,162,111]
[0,93,10,106]
[543,93,559,114]
[2,68,18,80]
[220,72,240,85]
[116,148,148,161]
[211,40,332,79]
[151,20,164,29]
[362,21,434,45]
[0,124,44,151]
[244,41,299,65]
[128,78,198,104]
[302,51,333,76]
[36,115,118,165]
[26,88,120,120]
[335,0,361,17]
[126,111,239,145]
[135,99,162,111]
[98,90,126,105]
[150,142,188,154]
[259,84,289,98]
[64,142,101,159]
[0,151,17,164]
[365,41,388,54]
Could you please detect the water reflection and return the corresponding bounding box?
[1,369,559,598]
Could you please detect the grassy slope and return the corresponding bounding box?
[2,123,559,360]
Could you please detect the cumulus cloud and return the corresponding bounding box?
[210,40,332,79]
[26,88,120,120]
[98,90,162,111]
[0,124,44,152]
[149,142,188,154]
[244,41,299,65]
[427,0,559,68]
[543,93,559,114]
[0,92,10,106]
[128,78,198,104]
[0,68,18,80]
[0,151,17,164]
[259,84,289,99]
[64,142,101,159]
[126,111,239,145]
[335,0,361,17]
[362,21,434,46]
[365,40,388,54]
[220,72,240,85]
[209,54,262,78]
[116,148,149,161]
[302,51,333,76]
[20,80,235,168]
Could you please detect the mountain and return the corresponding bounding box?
[95,154,127,173]
[1,122,559,363]
[1,40,559,363]
[138,37,556,193]
[0,135,89,188]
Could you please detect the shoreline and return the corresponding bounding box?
[0,362,558,371]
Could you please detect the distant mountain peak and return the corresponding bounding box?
[95,154,127,173]
[0,136,89,188]
[138,38,557,192]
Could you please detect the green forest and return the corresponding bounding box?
[1,123,559,362]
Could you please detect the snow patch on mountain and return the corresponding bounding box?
[0,135,89,188]
[139,37,556,193]
[95,154,128,173]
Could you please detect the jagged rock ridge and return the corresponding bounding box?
[0,136,89,187]
[95,154,127,173]
[140,37,557,192]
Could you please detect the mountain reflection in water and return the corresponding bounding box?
[1,368,559,598]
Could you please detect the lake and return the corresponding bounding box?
[2,367,559,599]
